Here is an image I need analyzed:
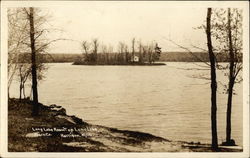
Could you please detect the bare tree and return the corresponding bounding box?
[82,41,90,62]
[206,8,218,150]
[101,44,108,63]
[131,38,135,63]
[92,39,99,63]
[8,7,61,115]
[162,7,242,149]
[145,43,154,64]
[226,8,235,145]
[8,8,30,98]
[213,8,243,146]
[153,43,162,63]
[208,8,243,145]
[118,41,127,64]
[163,36,219,149]
[138,41,143,63]
[16,54,31,100]
[124,44,129,63]
[26,7,39,116]
[107,45,113,64]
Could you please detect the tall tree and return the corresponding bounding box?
[8,7,64,116]
[206,8,218,150]
[226,8,234,145]
[163,7,242,148]
[28,7,39,116]
[210,8,243,145]
[8,8,50,101]
[225,8,242,145]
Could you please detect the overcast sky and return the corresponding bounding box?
[44,2,208,54]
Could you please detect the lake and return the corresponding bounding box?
[9,62,243,146]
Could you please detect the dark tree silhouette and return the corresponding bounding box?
[209,8,243,146]
[28,7,39,116]
[206,8,218,150]
[225,8,242,146]
[131,38,135,63]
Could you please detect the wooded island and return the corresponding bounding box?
[73,39,165,65]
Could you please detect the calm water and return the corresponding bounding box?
[10,62,243,146]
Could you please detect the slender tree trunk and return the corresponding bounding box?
[125,52,128,63]
[19,68,23,101]
[85,51,88,62]
[19,83,22,101]
[29,7,39,116]
[23,83,26,99]
[206,8,218,150]
[139,44,142,63]
[226,79,235,142]
[132,38,135,63]
[226,8,235,144]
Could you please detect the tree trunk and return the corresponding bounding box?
[226,78,235,143]
[132,38,135,63]
[23,83,26,99]
[19,83,22,101]
[139,44,142,63]
[206,8,218,150]
[226,8,235,144]
[29,7,39,116]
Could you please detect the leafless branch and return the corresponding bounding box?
[35,38,69,53]
[161,37,211,67]
[191,44,207,52]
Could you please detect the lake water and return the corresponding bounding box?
[9,62,243,146]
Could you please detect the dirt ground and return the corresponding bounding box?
[8,98,243,152]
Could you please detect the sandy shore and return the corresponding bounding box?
[8,98,243,152]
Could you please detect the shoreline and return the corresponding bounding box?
[8,98,243,152]
[72,62,166,66]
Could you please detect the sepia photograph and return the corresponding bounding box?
[0,1,249,157]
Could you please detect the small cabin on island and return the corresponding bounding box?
[131,55,139,62]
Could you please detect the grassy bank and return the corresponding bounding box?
[8,98,243,152]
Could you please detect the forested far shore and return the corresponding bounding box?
[10,52,242,63]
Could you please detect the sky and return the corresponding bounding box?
[43,2,208,54]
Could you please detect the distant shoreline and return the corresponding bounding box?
[13,52,242,63]
[72,62,166,66]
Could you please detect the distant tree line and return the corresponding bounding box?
[159,52,242,62]
[12,51,242,64]
[10,53,82,63]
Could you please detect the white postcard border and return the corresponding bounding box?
[1,1,249,158]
